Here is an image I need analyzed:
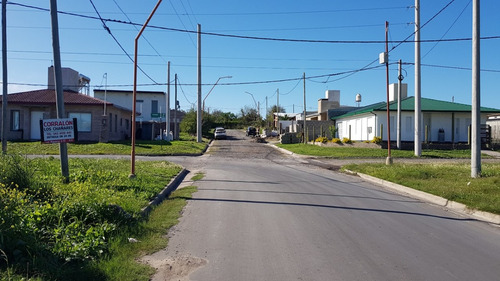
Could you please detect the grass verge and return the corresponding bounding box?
[7,136,207,156]
[94,186,197,281]
[343,162,500,214]
[277,143,477,158]
[0,155,187,280]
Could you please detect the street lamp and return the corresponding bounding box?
[202,75,232,113]
[245,91,258,114]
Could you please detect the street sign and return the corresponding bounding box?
[40,118,77,144]
[151,113,166,118]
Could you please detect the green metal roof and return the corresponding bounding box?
[332,96,500,120]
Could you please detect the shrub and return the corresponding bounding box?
[371,136,382,144]
[331,138,342,144]
[315,137,328,143]
[342,138,352,144]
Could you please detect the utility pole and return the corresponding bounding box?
[414,0,422,156]
[397,60,403,149]
[303,72,307,143]
[276,88,279,130]
[196,24,202,143]
[49,0,69,181]
[166,61,170,140]
[384,21,392,165]
[471,0,481,178]
[1,0,7,154]
[174,73,178,140]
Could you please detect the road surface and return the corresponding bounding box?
[143,129,500,281]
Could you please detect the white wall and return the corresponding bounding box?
[94,91,166,122]
[337,111,490,143]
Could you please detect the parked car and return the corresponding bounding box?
[246,126,257,136]
[214,127,227,140]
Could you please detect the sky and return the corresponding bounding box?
[2,0,499,116]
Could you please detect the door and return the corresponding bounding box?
[30,111,45,140]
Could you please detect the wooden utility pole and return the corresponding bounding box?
[49,0,69,181]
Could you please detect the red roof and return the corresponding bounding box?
[1,89,112,106]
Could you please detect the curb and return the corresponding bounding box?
[141,168,189,217]
[351,171,500,225]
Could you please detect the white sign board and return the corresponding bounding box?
[40,118,77,144]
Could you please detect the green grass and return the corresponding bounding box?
[0,156,187,280]
[6,138,207,156]
[94,186,197,281]
[277,143,475,158]
[343,163,500,214]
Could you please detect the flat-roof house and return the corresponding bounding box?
[332,96,500,144]
[0,89,132,142]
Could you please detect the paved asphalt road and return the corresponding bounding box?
[150,129,500,281]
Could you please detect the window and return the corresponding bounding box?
[115,114,117,132]
[151,100,158,114]
[109,113,112,132]
[11,110,20,131]
[405,116,412,134]
[68,113,92,132]
[125,119,129,130]
[120,118,123,127]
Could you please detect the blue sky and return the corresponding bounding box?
[2,0,499,115]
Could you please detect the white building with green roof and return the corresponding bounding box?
[332,97,500,143]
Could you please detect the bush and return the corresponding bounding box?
[371,136,382,144]
[315,136,328,143]
[342,138,352,144]
[331,138,342,144]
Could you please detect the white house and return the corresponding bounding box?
[333,96,500,143]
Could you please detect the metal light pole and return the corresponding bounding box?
[202,76,232,113]
[130,0,162,177]
[384,21,392,165]
[414,0,422,156]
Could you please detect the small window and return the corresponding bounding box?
[68,112,92,132]
[11,110,20,131]
[151,100,158,114]
[125,119,129,130]
[120,118,123,127]
[115,114,117,132]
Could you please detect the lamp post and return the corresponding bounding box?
[202,75,232,113]
[245,91,259,116]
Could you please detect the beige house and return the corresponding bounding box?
[0,89,132,142]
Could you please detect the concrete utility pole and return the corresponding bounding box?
[2,0,7,154]
[414,0,422,156]
[471,0,481,178]
[197,24,202,143]
[166,61,170,140]
[384,21,392,165]
[174,73,178,140]
[130,0,162,177]
[397,60,403,149]
[276,88,279,130]
[49,0,69,181]
[303,72,307,143]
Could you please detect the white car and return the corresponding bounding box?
[214,127,227,140]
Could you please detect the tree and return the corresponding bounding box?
[179,109,197,135]
[239,106,260,126]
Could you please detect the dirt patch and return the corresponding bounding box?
[141,254,207,281]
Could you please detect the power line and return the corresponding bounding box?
[87,0,159,84]
[8,2,500,45]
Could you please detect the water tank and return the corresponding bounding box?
[355,93,362,103]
